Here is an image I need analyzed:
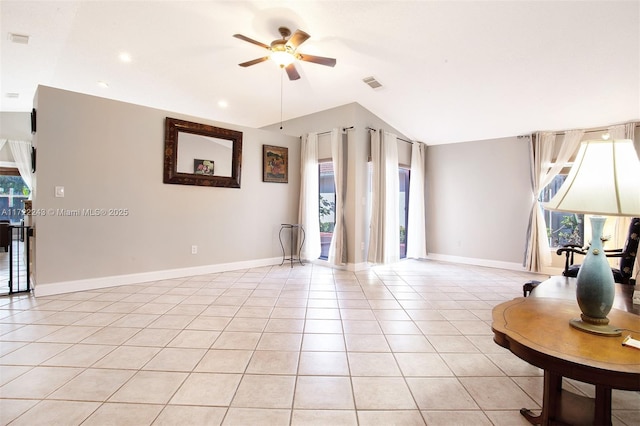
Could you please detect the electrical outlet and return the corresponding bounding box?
[191,245,197,254]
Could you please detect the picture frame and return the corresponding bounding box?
[30,108,36,134]
[31,146,36,173]
[193,159,215,176]
[263,145,288,183]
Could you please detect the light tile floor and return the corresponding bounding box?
[0,260,638,425]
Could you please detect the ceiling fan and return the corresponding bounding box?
[233,27,336,81]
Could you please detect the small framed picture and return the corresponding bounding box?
[263,145,288,183]
[31,108,36,133]
[193,159,215,176]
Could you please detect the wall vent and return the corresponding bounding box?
[362,76,383,89]
[9,33,29,44]
[5,93,19,98]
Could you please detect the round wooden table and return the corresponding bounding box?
[492,295,640,425]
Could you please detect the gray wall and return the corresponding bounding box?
[263,102,410,268]
[0,112,32,162]
[264,103,533,269]
[0,112,32,141]
[5,92,543,292]
[426,136,532,266]
[32,86,300,295]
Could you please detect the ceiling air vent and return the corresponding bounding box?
[5,93,19,99]
[9,33,30,44]
[362,76,382,89]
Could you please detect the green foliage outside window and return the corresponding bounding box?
[547,214,583,247]
[319,195,335,233]
[0,176,30,197]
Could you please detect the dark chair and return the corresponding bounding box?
[523,279,542,297]
[556,217,640,285]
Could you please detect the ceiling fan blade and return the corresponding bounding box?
[297,53,336,67]
[286,29,310,50]
[238,57,269,67]
[233,34,269,50]
[285,63,300,81]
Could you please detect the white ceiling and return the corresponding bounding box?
[1,1,638,144]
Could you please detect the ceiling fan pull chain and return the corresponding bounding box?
[280,69,284,130]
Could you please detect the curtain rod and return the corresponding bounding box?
[317,126,354,136]
[537,122,640,137]
[366,127,413,144]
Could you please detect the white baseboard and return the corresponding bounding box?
[425,253,527,272]
[33,257,283,297]
[32,254,538,297]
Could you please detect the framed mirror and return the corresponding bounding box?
[164,117,242,188]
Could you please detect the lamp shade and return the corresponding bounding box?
[543,139,640,216]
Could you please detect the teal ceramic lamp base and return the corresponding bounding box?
[570,216,620,337]
[569,318,621,336]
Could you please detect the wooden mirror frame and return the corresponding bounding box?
[163,117,242,188]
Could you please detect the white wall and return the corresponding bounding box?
[32,86,300,295]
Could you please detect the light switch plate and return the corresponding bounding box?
[55,186,64,197]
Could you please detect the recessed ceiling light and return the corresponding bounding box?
[119,52,132,63]
[97,81,109,88]
[218,100,228,108]
[9,33,29,44]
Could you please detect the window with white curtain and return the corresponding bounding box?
[368,163,411,259]
[539,127,634,249]
[540,174,585,248]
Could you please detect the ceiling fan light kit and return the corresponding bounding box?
[270,49,295,67]
[233,26,336,81]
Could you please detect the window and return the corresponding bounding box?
[540,174,584,247]
[399,167,410,259]
[367,163,411,259]
[318,161,335,259]
[0,172,30,223]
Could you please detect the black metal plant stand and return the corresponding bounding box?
[279,224,305,267]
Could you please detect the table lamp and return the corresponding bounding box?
[543,138,640,336]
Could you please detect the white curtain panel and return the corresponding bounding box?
[525,129,583,271]
[368,129,400,264]
[606,123,639,278]
[298,133,321,261]
[0,139,8,154]
[8,140,33,191]
[607,124,632,249]
[328,128,347,266]
[406,141,427,259]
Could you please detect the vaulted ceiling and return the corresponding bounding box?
[1,1,638,144]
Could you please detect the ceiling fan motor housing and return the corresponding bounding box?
[278,27,291,38]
